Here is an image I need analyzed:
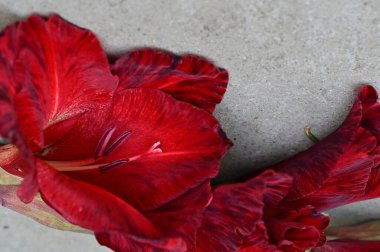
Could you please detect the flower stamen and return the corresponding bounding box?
[46,129,161,173]
[94,127,116,159]
[148,141,162,154]
[99,159,129,173]
[103,130,132,156]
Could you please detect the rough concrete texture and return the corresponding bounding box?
[0,0,379,251]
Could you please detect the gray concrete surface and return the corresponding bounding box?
[0,0,380,251]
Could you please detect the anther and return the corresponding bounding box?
[94,127,116,160]
[103,130,132,156]
[99,159,129,173]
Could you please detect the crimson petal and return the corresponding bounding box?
[112,48,228,113]
[0,15,117,200]
[265,206,329,252]
[0,86,40,201]
[281,127,377,210]
[0,14,117,152]
[277,85,380,210]
[18,15,118,130]
[360,85,378,110]
[0,68,37,163]
[36,160,180,251]
[43,88,231,211]
[271,99,363,201]
[144,182,212,251]
[195,170,292,251]
[96,232,186,252]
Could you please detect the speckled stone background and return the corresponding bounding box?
[0,0,380,251]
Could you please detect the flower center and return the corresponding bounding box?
[44,127,162,172]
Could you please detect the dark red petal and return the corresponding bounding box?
[95,232,186,252]
[112,48,228,113]
[360,164,380,200]
[18,15,117,128]
[265,206,329,252]
[354,85,380,201]
[43,88,231,211]
[258,170,293,207]
[311,239,380,252]
[17,169,39,203]
[266,219,320,252]
[196,178,266,251]
[280,85,380,209]
[282,127,377,210]
[362,103,380,141]
[0,14,117,149]
[0,85,42,203]
[0,85,34,163]
[0,14,117,201]
[0,21,37,156]
[271,98,363,201]
[144,182,212,251]
[360,85,378,111]
[356,85,380,141]
[36,160,168,244]
[195,170,292,251]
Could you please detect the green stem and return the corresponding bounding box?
[304,126,319,143]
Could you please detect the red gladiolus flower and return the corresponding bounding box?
[195,85,380,251]
[195,170,330,252]
[0,15,231,251]
[272,85,380,211]
[272,85,380,251]
[111,48,229,114]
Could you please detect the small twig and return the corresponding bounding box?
[304,126,319,143]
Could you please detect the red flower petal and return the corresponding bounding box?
[360,164,380,200]
[265,206,329,252]
[273,85,380,210]
[18,15,118,129]
[0,86,35,163]
[353,85,380,201]
[112,48,228,113]
[96,232,186,252]
[195,176,266,251]
[42,88,231,212]
[0,87,41,202]
[360,85,378,111]
[356,85,380,140]
[144,182,212,251]
[34,89,230,250]
[362,105,380,142]
[36,160,176,249]
[0,14,117,152]
[0,14,117,201]
[311,239,380,252]
[281,127,377,210]
[195,170,292,251]
[271,98,363,201]
[0,22,35,157]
